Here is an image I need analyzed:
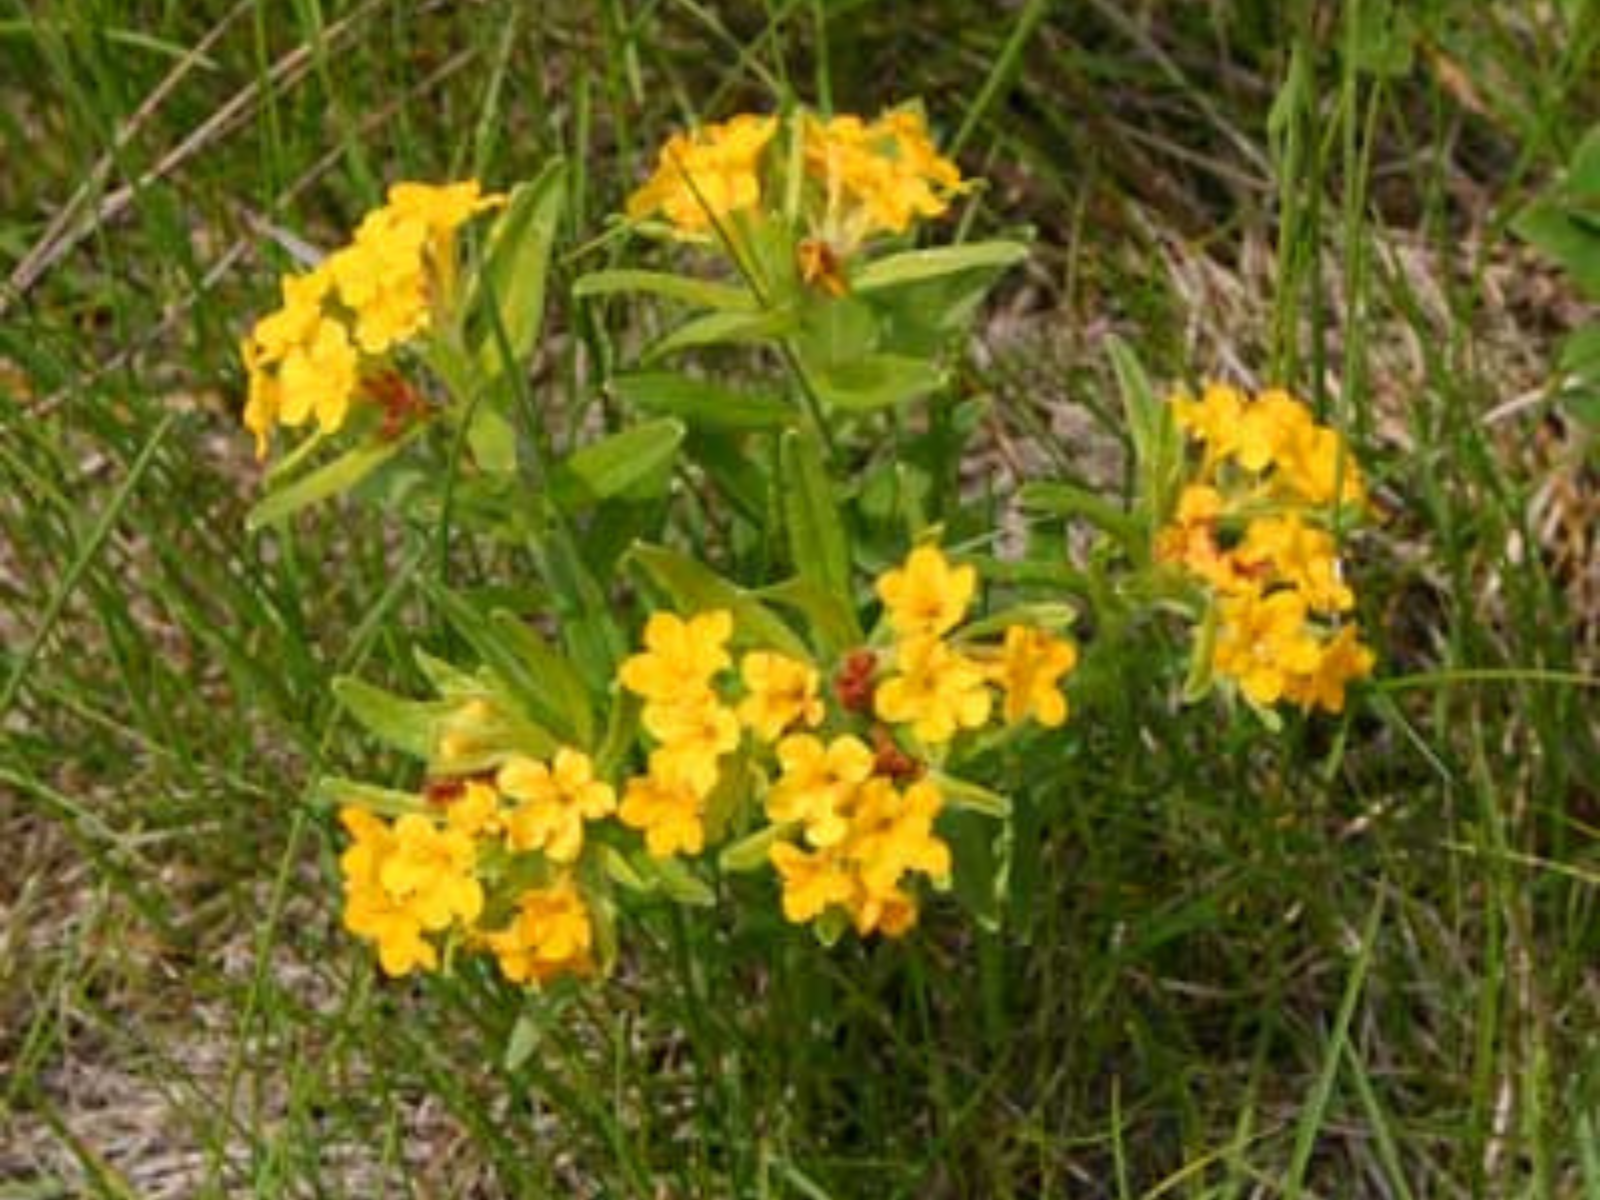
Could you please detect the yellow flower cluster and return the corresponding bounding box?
[1157,384,1375,713]
[757,545,1076,936]
[241,181,501,458]
[624,114,778,234]
[803,109,965,249]
[335,544,1078,980]
[337,755,607,984]
[625,106,964,257]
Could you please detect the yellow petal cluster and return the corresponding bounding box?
[338,807,483,978]
[241,180,501,458]
[804,108,964,249]
[485,881,594,986]
[625,115,777,235]
[871,545,1077,747]
[769,776,950,938]
[1159,385,1375,714]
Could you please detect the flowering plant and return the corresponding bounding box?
[237,105,1373,995]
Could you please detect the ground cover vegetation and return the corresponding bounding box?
[3,1,1600,1195]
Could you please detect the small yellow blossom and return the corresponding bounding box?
[769,842,856,924]
[618,610,734,707]
[486,881,593,986]
[876,545,976,640]
[1285,624,1375,714]
[847,777,951,896]
[804,109,964,247]
[626,115,777,234]
[737,651,824,741]
[444,779,504,838]
[499,748,616,863]
[339,807,439,977]
[644,698,741,797]
[619,770,706,858]
[766,733,875,847]
[874,636,992,744]
[1212,590,1324,707]
[1234,515,1354,614]
[989,625,1078,727]
[379,813,485,931]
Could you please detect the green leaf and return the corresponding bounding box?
[551,419,684,509]
[628,543,811,660]
[311,775,428,818]
[851,241,1029,292]
[756,577,863,659]
[466,406,518,475]
[503,1013,541,1072]
[1570,123,1600,200]
[1182,600,1220,703]
[1107,336,1181,535]
[413,649,489,698]
[957,602,1077,642]
[930,771,1012,819]
[331,676,454,759]
[488,610,595,747]
[719,823,790,873]
[943,807,1008,932]
[471,161,567,377]
[1512,199,1600,299]
[572,269,757,311]
[645,307,797,361]
[779,428,853,599]
[812,354,944,411]
[1559,325,1600,377]
[612,370,795,431]
[638,854,716,907]
[795,294,878,370]
[423,582,580,747]
[1018,482,1142,547]
[246,436,406,530]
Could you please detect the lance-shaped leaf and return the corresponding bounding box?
[550,419,684,510]
[850,241,1029,292]
[644,307,798,361]
[811,354,944,412]
[779,427,853,601]
[247,435,409,531]
[331,676,458,759]
[471,161,567,376]
[313,775,429,818]
[423,581,586,748]
[572,269,758,311]
[612,370,794,431]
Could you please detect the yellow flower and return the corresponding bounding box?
[618,610,733,707]
[737,651,824,741]
[379,813,485,931]
[1170,383,1246,463]
[1234,515,1354,614]
[1285,624,1374,714]
[240,180,499,459]
[804,108,964,247]
[486,881,593,986]
[619,770,706,858]
[876,545,976,640]
[499,748,616,863]
[847,777,950,896]
[766,733,874,847]
[274,317,360,432]
[644,698,741,797]
[769,842,856,923]
[989,625,1078,726]
[1273,422,1366,508]
[874,636,992,744]
[1212,589,1324,707]
[626,115,777,235]
[444,779,504,838]
[338,807,439,977]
